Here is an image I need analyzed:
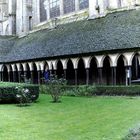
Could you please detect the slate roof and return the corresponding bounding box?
[2,9,140,63]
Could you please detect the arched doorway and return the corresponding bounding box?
[102,57,112,85]
[66,59,75,85]
[131,54,139,80]
[56,60,64,79]
[89,57,98,85]
[77,59,86,85]
[116,55,126,85]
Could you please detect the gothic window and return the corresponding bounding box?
[40,0,47,22]
[63,0,75,14]
[50,0,60,18]
[79,0,89,10]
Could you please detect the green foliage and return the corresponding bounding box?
[0,82,39,103]
[15,86,32,106]
[62,85,140,97]
[46,75,67,103]
[123,124,140,140]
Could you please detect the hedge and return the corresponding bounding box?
[0,82,39,103]
[58,85,140,96]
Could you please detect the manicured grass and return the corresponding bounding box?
[0,95,140,140]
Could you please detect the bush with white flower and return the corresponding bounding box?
[15,86,32,106]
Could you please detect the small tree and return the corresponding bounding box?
[46,74,67,103]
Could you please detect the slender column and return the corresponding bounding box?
[111,67,116,85]
[75,0,80,12]
[24,71,27,83]
[44,0,50,20]
[13,71,16,82]
[86,68,89,85]
[0,71,2,81]
[64,69,66,79]
[8,71,11,82]
[38,70,41,84]
[18,71,21,83]
[75,69,78,85]
[98,68,103,84]
[31,71,34,84]
[135,56,138,78]
[60,0,64,16]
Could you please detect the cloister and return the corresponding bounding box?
[0,51,139,86]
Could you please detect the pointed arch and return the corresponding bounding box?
[116,55,126,85]
[66,59,75,84]
[56,60,64,78]
[131,53,139,80]
[89,57,98,84]
[102,56,112,85]
[77,58,86,85]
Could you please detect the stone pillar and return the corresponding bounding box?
[64,69,66,79]
[98,67,103,84]
[33,0,40,26]
[111,67,116,85]
[74,69,78,85]
[8,71,11,82]
[18,71,21,83]
[75,0,80,12]
[13,71,16,82]
[86,68,89,85]
[38,70,41,84]
[44,0,50,20]
[60,0,64,16]
[31,71,34,84]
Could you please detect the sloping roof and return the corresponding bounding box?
[2,9,140,62]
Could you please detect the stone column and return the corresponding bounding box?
[86,68,89,85]
[74,69,78,85]
[18,71,21,83]
[111,67,116,85]
[98,67,103,84]
[31,71,34,84]
[38,70,41,84]
[60,0,64,16]
[44,0,50,21]
[13,71,16,82]
[8,71,11,82]
[75,0,80,12]
[33,0,40,26]
[24,71,27,83]
[64,69,66,79]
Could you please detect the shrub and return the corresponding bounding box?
[45,75,67,103]
[0,82,39,103]
[61,85,140,97]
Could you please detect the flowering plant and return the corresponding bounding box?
[15,86,32,106]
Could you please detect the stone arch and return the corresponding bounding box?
[116,55,126,85]
[66,59,75,84]
[32,63,38,84]
[115,54,128,66]
[2,65,8,82]
[102,56,112,85]
[131,53,140,80]
[89,57,98,84]
[56,60,64,78]
[77,58,86,85]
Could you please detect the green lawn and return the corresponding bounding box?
[0,95,140,140]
